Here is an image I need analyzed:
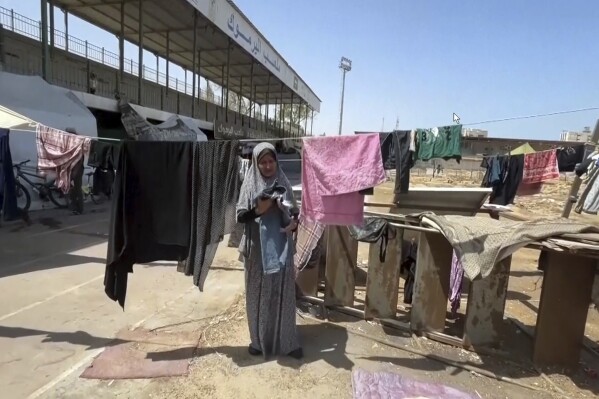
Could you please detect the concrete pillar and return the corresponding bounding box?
[63,8,68,51]
[118,0,124,93]
[304,105,308,137]
[249,60,254,128]
[165,31,170,92]
[191,11,197,116]
[49,0,54,55]
[40,0,49,81]
[137,0,144,104]
[225,39,231,122]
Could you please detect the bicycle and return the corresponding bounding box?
[13,160,69,211]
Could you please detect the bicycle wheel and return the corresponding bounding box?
[47,187,69,209]
[15,181,31,211]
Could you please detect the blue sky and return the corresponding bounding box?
[3,0,599,139]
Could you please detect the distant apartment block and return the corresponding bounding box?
[560,127,592,142]
[462,128,489,138]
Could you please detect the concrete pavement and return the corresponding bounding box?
[0,205,245,398]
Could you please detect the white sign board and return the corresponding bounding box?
[186,0,321,112]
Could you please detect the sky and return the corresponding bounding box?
[3,0,599,139]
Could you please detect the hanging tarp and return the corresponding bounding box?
[118,99,199,142]
[509,143,536,155]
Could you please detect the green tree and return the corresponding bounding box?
[227,91,251,115]
[206,81,215,103]
[280,103,309,125]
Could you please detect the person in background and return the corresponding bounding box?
[236,142,302,359]
[88,72,97,95]
[65,128,84,215]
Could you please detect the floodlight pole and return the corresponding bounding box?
[338,56,352,135]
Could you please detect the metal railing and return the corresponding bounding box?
[0,5,308,134]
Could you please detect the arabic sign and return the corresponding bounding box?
[214,120,275,140]
[186,0,320,112]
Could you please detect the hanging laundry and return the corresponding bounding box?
[118,98,198,142]
[294,218,326,271]
[582,172,599,215]
[401,239,418,304]
[348,217,395,262]
[36,124,91,193]
[421,214,599,280]
[105,141,194,308]
[228,157,251,249]
[88,140,120,170]
[521,150,559,185]
[575,151,599,177]
[0,129,20,221]
[179,140,240,291]
[575,155,599,214]
[481,155,504,189]
[415,125,462,162]
[557,145,586,172]
[449,251,464,316]
[490,154,524,206]
[88,140,119,198]
[301,134,386,225]
[379,131,414,195]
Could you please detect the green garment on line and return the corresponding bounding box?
[416,124,462,162]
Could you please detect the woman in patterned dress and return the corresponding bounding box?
[236,142,303,359]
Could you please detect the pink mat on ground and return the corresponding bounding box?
[80,328,199,380]
[352,369,476,399]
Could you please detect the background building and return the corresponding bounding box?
[462,128,488,138]
[560,127,592,142]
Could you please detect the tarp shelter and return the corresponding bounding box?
[0,71,98,165]
[509,143,536,155]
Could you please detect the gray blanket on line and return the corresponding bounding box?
[420,214,599,280]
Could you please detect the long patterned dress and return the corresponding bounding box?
[243,221,300,357]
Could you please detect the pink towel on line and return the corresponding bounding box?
[301,134,385,225]
[521,150,559,185]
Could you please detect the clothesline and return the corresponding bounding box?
[11,124,122,142]
[479,146,584,159]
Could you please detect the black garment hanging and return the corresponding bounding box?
[88,141,120,197]
[0,129,20,221]
[401,240,418,304]
[557,145,585,172]
[491,154,524,206]
[105,141,194,308]
[179,140,241,291]
[347,217,395,262]
[379,130,413,196]
[69,157,84,214]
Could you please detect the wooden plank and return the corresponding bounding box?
[463,256,512,347]
[296,265,319,297]
[364,229,403,319]
[324,226,358,307]
[295,231,325,297]
[410,232,453,332]
[533,251,596,367]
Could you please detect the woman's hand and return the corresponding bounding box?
[282,219,298,233]
[255,197,274,215]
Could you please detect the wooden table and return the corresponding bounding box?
[306,216,599,368]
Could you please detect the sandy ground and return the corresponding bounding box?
[1,171,599,398]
